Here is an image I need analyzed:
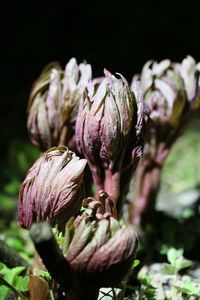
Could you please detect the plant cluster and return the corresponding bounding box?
[0,56,200,299]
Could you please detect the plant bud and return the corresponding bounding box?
[132,59,188,128]
[27,58,92,150]
[129,56,200,225]
[131,56,200,128]
[18,146,87,230]
[60,58,92,149]
[76,70,144,205]
[174,55,200,109]
[63,191,138,289]
[76,69,141,169]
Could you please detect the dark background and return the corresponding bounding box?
[1,0,200,154]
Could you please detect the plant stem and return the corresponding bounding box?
[0,240,30,269]
[65,287,99,300]
[104,169,120,204]
[30,222,72,293]
[130,143,169,225]
[89,164,104,198]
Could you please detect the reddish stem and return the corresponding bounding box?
[130,142,170,225]
[104,169,120,203]
[89,164,104,199]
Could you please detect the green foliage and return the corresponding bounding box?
[163,120,200,194]
[131,260,140,269]
[3,178,21,196]
[134,248,200,300]
[8,139,40,178]
[0,194,16,211]
[35,269,52,285]
[53,227,64,246]
[0,263,28,299]
[162,248,192,275]
[2,222,34,264]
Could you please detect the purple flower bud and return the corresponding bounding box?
[63,192,138,289]
[18,146,87,230]
[60,58,92,149]
[131,56,200,127]
[76,69,139,169]
[76,70,144,205]
[174,55,200,109]
[27,58,92,150]
[129,56,200,224]
[132,59,188,127]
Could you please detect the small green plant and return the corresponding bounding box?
[135,248,200,300]
[0,263,28,299]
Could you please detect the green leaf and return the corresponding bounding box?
[0,263,27,298]
[174,284,199,296]
[176,259,192,271]
[0,284,9,299]
[161,263,177,275]
[167,248,183,266]
[36,270,51,284]
[5,237,25,251]
[131,259,140,269]
[4,266,26,284]
[173,285,190,294]
[176,277,200,296]
[14,276,29,292]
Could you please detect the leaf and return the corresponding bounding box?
[176,259,192,271]
[175,277,200,296]
[28,275,50,300]
[0,282,9,299]
[131,259,140,269]
[5,236,25,251]
[161,263,176,275]
[35,270,51,284]
[0,263,27,298]
[167,248,183,266]
[15,276,29,292]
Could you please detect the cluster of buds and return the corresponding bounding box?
[18,146,87,230]
[29,192,138,299]
[27,58,92,150]
[19,61,143,297]
[130,56,200,224]
[76,69,144,212]
[132,56,200,132]
[63,192,138,297]
[18,54,200,297]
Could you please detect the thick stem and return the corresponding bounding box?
[65,287,99,300]
[0,240,30,269]
[29,222,72,293]
[130,143,170,225]
[59,126,68,146]
[104,169,120,204]
[117,157,141,217]
[89,164,104,199]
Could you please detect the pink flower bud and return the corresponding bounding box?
[27,58,92,150]
[63,192,138,288]
[18,146,87,229]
